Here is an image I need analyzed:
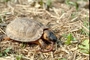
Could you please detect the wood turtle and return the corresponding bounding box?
[5,17,57,53]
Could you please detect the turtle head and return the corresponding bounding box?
[43,30,57,43]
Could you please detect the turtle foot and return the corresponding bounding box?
[37,41,54,53]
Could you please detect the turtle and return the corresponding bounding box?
[5,17,57,53]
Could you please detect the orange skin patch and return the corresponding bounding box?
[3,36,11,40]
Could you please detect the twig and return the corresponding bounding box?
[0,28,6,34]
[51,52,54,58]
[73,51,77,60]
[71,17,78,22]
[45,10,60,19]
[80,21,89,33]
[53,7,60,17]
[81,24,89,32]
[0,16,5,23]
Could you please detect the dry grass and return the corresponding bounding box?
[0,0,89,60]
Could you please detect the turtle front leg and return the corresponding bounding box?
[45,41,54,51]
[35,39,54,53]
[40,41,54,53]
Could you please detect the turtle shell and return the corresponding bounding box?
[6,17,48,42]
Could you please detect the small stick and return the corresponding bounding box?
[0,28,6,34]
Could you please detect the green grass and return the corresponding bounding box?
[83,18,89,29]
[20,43,27,48]
[65,33,74,45]
[46,0,52,10]
[0,47,11,57]
[80,28,88,36]
[0,0,10,2]
[39,0,52,10]
[58,58,67,60]
[62,33,76,45]
[78,39,89,54]
[80,18,89,36]
[65,0,79,10]
[16,55,22,60]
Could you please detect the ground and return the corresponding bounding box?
[0,0,89,60]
